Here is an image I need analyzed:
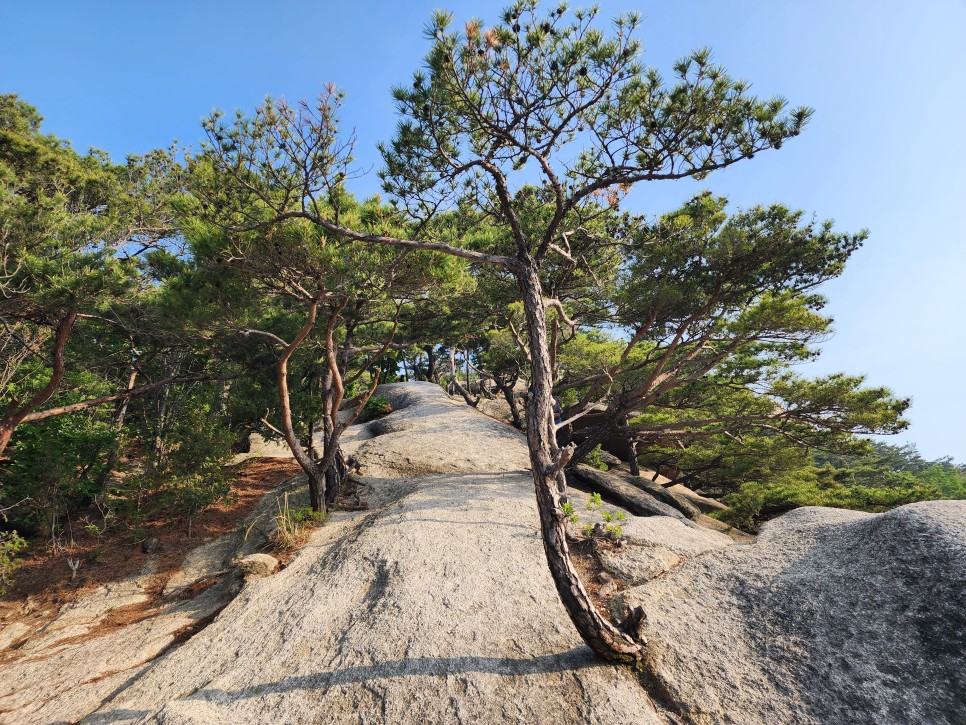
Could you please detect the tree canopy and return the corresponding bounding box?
[0,2,959,667]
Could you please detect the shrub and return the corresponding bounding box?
[0,530,28,595]
[715,466,948,532]
[362,393,392,419]
[586,444,609,471]
[136,387,237,535]
[569,492,626,541]
[0,400,116,538]
[268,492,326,552]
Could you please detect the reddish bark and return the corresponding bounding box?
[0,312,77,457]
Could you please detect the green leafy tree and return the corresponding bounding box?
[135,383,236,536]
[0,95,133,454]
[648,439,966,532]
[377,2,818,664]
[181,120,467,510]
[553,194,907,465]
[0,368,117,540]
[179,1,845,664]
[0,96,202,459]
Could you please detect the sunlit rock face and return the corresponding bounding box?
[625,500,966,725]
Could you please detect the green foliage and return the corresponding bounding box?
[0,97,179,434]
[920,464,966,499]
[161,471,232,537]
[290,505,327,526]
[0,530,27,595]
[0,13,959,639]
[179,129,471,509]
[383,4,810,215]
[0,367,117,532]
[134,386,236,535]
[0,94,136,321]
[585,444,609,471]
[714,442,966,531]
[269,492,326,551]
[574,491,625,540]
[362,394,392,419]
[0,96,210,547]
[561,501,579,523]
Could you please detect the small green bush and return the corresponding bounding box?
[140,388,237,536]
[586,445,609,471]
[714,467,950,532]
[572,492,625,541]
[269,492,327,551]
[362,393,392,419]
[0,531,28,595]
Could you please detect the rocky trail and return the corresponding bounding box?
[0,382,963,724]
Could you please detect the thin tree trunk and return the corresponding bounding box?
[318,298,399,508]
[315,298,359,509]
[466,358,495,399]
[153,381,171,468]
[494,374,523,430]
[447,348,478,407]
[425,345,438,383]
[628,444,641,477]
[324,446,347,505]
[308,418,319,461]
[420,353,429,382]
[97,368,139,485]
[0,425,18,457]
[278,299,326,512]
[0,312,77,457]
[515,260,645,666]
[114,369,138,432]
[550,317,559,381]
[218,378,231,418]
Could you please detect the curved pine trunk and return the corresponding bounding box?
[447,348,478,407]
[276,299,328,513]
[494,375,523,430]
[322,442,347,506]
[515,261,645,665]
[0,312,77,458]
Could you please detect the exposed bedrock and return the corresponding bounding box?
[2,382,961,725]
[624,500,966,725]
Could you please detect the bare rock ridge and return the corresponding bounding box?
[0,473,309,725]
[77,382,667,724]
[1,381,962,724]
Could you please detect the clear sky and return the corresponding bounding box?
[2,0,964,461]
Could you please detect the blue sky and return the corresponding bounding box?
[2,0,964,461]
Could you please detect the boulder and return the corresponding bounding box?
[565,497,733,586]
[624,500,966,725]
[665,484,728,513]
[567,464,698,522]
[340,382,532,477]
[7,380,960,725]
[236,554,279,578]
